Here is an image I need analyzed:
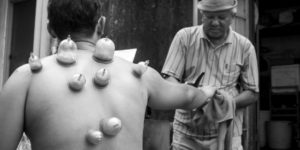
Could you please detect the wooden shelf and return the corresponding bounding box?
[259,0,300,10]
[271,114,297,117]
[260,23,300,37]
[272,108,297,111]
[270,86,299,118]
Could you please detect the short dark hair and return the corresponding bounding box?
[47,0,102,40]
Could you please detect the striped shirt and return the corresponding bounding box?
[161,25,259,138]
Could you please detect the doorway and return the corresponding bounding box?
[9,0,36,75]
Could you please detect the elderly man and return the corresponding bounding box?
[0,0,218,150]
[162,0,259,150]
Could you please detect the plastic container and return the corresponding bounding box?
[259,111,270,147]
[267,121,292,149]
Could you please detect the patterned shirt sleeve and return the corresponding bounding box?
[161,29,187,81]
[240,41,259,93]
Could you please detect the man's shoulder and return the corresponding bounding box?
[7,54,56,86]
[178,25,202,35]
[231,30,254,48]
[174,25,203,44]
[2,63,32,97]
[231,30,252,43]
[11,64,32,79]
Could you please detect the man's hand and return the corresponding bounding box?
[199,86,217,98]
[214,90,234,104]
[202,89,236,123]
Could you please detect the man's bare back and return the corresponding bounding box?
[24,51,148,150]
[0,46,215,150]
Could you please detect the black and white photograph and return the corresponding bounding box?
[0,0,299,150]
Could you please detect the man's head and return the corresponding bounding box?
[198,0,237,40]
[47,0,104,40]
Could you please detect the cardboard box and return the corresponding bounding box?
[271,64,300,89]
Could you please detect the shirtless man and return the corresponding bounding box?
[0,0,217,150]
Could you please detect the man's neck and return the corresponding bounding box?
[71,34,98,51]
[75,40,95,51]
[208,30,229,48]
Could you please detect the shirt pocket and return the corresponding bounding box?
[225,63,236,72]
[225,63,240,74]
[223,63,241,83]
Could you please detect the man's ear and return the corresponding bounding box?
[97,16,106,36]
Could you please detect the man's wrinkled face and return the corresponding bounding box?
[202,10,234,40]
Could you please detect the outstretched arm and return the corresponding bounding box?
[0,65,31,150]
[142,67,216,110]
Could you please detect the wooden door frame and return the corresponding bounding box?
[193,0,198,26]
[33,0,50,58]
[0,0,13,89]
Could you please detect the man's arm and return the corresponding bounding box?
[164,76,179,83]
[234,90,258,109]
[0,65,31,150]
[215,42,259,109]
[143,68,216,110]
[168,75,258,109]
[236,42,259,109]
[214,89,258,110]
[161,29,187,81]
